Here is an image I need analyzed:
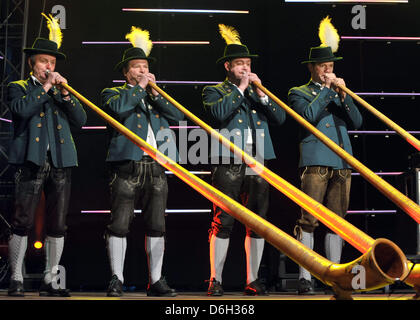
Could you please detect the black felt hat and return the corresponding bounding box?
[301,46,342,64]
[114,47,156,71]
[216,44,259,64]
[23,38,66,60]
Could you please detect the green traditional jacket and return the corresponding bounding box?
[101,83,184,162]
[288,81,363,169]
[202,79,286,162]
[7,77,87,168]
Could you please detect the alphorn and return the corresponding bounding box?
[61,82,407,300]
[252,81,420,224]
[146,81,419,297]
[337,84,420,151]
[252,82,420,298]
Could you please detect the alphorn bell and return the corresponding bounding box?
[60,82,408,299]
[145,81,419,297]
[337,84,420,151]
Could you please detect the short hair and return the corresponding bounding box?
[121,63,129,75]
[28,55,37,69]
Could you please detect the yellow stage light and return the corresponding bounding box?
[34,241,43,249]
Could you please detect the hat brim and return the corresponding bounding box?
[114,56,157,71]
[216,54,259,64]
[301,56,343,64]
[23,48,66,60]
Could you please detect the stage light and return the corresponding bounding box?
[165,171,211,175]
[112,80,220,85]
[347,210,397,214]
[351,172,403,176]
[121,8,249,14]
[81,125,201,129]
[82,41,209,45]
[81,209,212,214]
[154,80,219,85]
[355,92,420,96]
[81,126,107,129]
[169,125,200,129]
[284,0,408,3]
[34,241,43,249]
[342,36,420,41]
[153,41,209,45]
[349,130,420,135]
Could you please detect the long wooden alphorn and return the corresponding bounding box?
[337,84,420,151]
[251,81,420,224]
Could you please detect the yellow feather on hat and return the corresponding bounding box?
[125,26,153,56]
[318,16,340,53]
[218,24,242,45]
[41,13,63,49]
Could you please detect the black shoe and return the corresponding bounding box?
[297,278,315,295]
[244,279,268,296]
[8,280,24,297]
[39,281,71,297]
[107,274,123,297]
[207,278,224,296]
[147,277,177,297]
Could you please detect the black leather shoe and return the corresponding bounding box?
[244,279,268,296]
[297,278,315,295]
[147,277,177,297]
[39,281,71,297]
[207,278,224,296]
[8,280,24,297]
[107,274,123,297]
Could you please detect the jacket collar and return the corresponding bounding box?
[30,75,43,86]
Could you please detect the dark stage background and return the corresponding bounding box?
[1,0,419,292]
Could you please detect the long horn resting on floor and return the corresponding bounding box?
[146,81,419,298]
[336,84,420,151]
[61,82,408,300]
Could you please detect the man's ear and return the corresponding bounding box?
[224,61,230,72]
[307,63,313,73]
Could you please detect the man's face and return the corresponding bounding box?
[224,58,251,80]
[309,61,334,84]
[123,59,149,84]
[29,54,56,83]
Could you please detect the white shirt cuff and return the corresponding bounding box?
[259,95,269,105]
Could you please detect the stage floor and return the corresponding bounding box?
[0,290,417,300]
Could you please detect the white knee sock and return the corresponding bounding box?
[209,235,229,283]
[8,234,27,282]
[245,236,265,284]
[145,236,165,285]
[325,233,343,263]
[298,231,314,281]
[107,235,127,283]
[44,236,64,284]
